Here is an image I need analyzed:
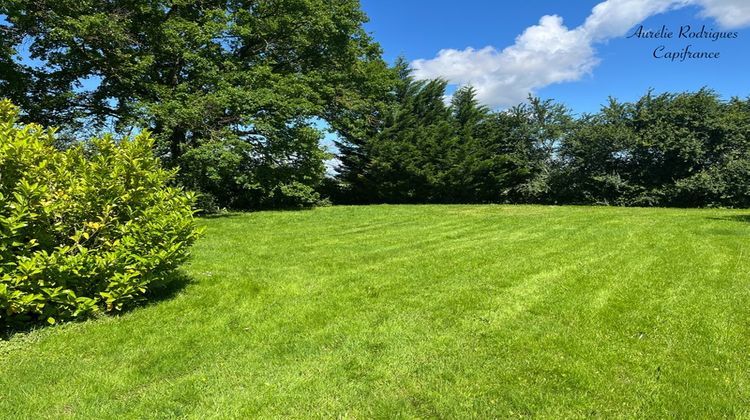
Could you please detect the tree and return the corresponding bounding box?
[341,64,460,203]
[333,57,405,203]
[372,80,455,202]
[443,86,486,201]
[555,98,640,205]
[0,0,391,209]
[559,89,750,207]
[336,65,579,205]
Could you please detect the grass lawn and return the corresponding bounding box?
[2,205,750,418]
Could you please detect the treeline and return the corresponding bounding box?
[2,2,750,209]
[335,63,750,208]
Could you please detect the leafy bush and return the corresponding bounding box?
[0,100,200,330]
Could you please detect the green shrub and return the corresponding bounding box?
[0,100,200,330]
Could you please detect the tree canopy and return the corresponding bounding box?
[1,0,394,208]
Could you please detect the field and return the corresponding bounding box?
[1,205,749,418]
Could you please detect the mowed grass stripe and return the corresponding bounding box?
[1,205,749,418]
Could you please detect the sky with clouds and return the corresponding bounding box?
[361,0,750,113]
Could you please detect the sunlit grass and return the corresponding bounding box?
[2,205,749,417]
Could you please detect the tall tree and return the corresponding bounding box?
[443,85,487,202]
[333,57,404,203]
[363,75,457,203]
[0,0,391,208]
[340,64,460,203]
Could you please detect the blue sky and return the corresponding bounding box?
[361,0,750,114]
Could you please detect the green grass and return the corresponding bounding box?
[2,205,750,418]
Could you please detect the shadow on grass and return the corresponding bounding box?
[200,212,244,219]
[1,270,194,340]
[199,206,322,219]
[706,214,750,224]
[142,270,194,305]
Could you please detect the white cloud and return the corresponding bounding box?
[581,0,686,41]
[412,16,597,107]
[696,0,750,28]
[410,0,750,108]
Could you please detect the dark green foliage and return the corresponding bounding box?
[177,125,328,210]
[0,101,200,330]
[336,67,570,204]
[365,77,458,203]
[337,81,750,208]
[559,90,750,207]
